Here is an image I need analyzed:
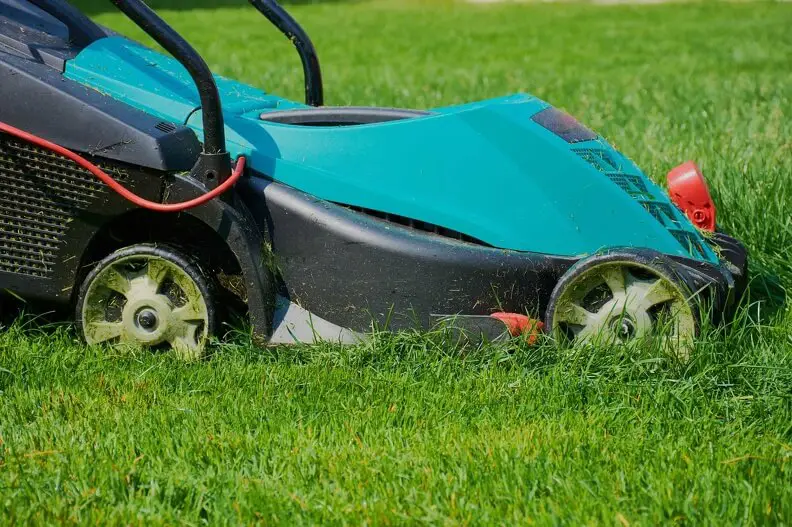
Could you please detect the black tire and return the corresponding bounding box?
[76,243,218,359]
[710,231,749,300]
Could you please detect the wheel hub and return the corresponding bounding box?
[123,294,173,345]
[610,315,636,340]
[135,308,159,331]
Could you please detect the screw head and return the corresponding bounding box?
[610,316,636,340]
[618,318,635,339]
[136,308,159,332]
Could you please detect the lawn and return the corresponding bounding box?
[1,0,792,524]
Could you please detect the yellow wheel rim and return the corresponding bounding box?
[81,254,209,360]
[552,261,696,359]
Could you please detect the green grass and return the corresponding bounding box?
[2,0,792,524]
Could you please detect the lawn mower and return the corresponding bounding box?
[0,0,747,358]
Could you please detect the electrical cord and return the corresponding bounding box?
[0,121,244,212]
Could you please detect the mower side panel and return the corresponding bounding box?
[232,102,716,264]
[239,177,576,332]
[163,177,275,341]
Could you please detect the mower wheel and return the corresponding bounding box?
[545,251,698,360]
[76,244,217,360]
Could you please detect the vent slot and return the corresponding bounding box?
[340,204,489,246]
[575,148,621,173]
[608,173,650,199]
[574,146,711,261]
[669,229,708,260]
[638,201,683,229]
[155,121,177,133]
[0,133,126,277]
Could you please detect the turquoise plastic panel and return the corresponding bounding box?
[65,37,304,124]
[65,37,716,263]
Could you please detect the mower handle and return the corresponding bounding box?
[107,0,322,152]
[28,0,106,47]
[248,0,324,107]
[109,0,227,158]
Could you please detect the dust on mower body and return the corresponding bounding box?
[0,0,747,355]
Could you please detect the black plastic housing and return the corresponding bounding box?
[239,174,747,334]
[0,0,202,170]
[239,176,578,332]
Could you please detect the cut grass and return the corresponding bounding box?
[1,0,792,524]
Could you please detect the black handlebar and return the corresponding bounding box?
[109,0,227,156]
[32,0,324,159]
[248,0,324,107]
[28,0,106,47]
[111,0,324,143]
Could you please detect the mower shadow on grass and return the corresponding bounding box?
[74,0,351,16]
[743,268,788,326]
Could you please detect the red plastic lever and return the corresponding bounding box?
[666,161,716,232]
[490,312,544,344]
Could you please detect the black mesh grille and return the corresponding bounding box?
[341,204,489,246]
[608,173,649,198]
[575,149,653,201]
[575,148,620,173]
[638,201,683,229]
[0,133,125,277]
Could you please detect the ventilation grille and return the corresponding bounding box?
[576,148,621,173]
[341,204,489,246]
[155,121,177,133]
[574,147,710,261]
[0,133,125,277]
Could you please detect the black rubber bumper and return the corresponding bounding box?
[239,177,577,332]
[670,231,748,323]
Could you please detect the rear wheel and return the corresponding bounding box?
[76,244,216,360]
[546,252,697,360]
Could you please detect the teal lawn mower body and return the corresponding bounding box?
[0,0,746,354]
[66,36,716,262]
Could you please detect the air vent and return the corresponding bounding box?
[575,148,620,173]
[607,173,650,199]
[155,121,177,133]
[669,229,708,261]
[574,146,712,261]
[341,204,489,246]
[532,108,598,144]
[639,201,683,228]
[576,148,655,202]
[0,133,126,277]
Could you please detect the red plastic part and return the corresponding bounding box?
[666,160,716,232]
[0,121,245,212]
[490,312,544,344]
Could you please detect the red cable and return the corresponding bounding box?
[0,121,245,212]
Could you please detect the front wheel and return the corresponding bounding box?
[545,251,698,360]
[76,244,217,360]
